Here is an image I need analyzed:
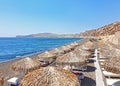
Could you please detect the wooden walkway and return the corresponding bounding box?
[94,49,105,86]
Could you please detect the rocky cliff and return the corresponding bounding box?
[79,21,120,37]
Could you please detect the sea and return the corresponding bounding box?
[0,37,82,62]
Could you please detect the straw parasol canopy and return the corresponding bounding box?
[100,43,120,59]
[11,57,41,73]
[19,66,80,86]
[104,56,120,74]
[71,42,79,46]
[38,51,56,58]
[59,46,71,53]
[38,51,56,63]
[66,44,76,50]
[49,48,65,56]
[75,41,94,52]
[56,52,87,66]
[74,48,92,58]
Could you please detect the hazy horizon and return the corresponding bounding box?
[0,0,120,37]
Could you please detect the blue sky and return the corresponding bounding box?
[0,0,120,37]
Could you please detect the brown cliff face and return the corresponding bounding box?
[80,21,120,37]
[108,31,120,45]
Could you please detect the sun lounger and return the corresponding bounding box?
[101,67,104,71]
[112,81,120,86]
[106,78,120,86]
[63,65,71,70]
[7,77,19,86]
[99,57,109,59]
[100,62,104,66]
[99,59,105,62]
[71,66,87,71]
[103,71,120,77]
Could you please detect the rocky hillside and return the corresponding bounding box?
[79,21,120,37]
[16,21,120,38]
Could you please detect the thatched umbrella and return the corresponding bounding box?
[59,46,71,53]
[19,66,80,86]
[74,48,92,58]
[56,52,87,69]
[11,57,41,74]
[38,51,56,63]
[81,41,94,51]
[66,44,75,51]
[100,44,120,59]
[57,52,86,63]
[75,41,94,52]
[71,42,79,46]
[38,51,56,58]
[49,48,65,56]
[104,56,120,74]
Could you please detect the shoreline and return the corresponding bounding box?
[0,38,88,66]
[0,37,85,64]
[0,38,84,64]
[0,38,89,86]
[0,51,41,64]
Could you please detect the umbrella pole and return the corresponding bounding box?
[19,71,25,81]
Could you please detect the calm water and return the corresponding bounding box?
[0,37,82,62]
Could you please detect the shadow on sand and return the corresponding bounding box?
[88,59,96,63]
[81,76,96,86]
[83,66,96,72]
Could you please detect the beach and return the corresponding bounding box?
[0,38,98,86]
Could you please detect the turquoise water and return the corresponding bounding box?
[0,37,82,62]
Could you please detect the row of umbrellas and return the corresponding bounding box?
[104,56,120,74]
[100,43,120,74]
[98,41,120,86]
[11,57,81,86]
[10,41,80,73]
[100,44,120,58]
[11,41,90,73]
[37,41,79,59]
[10,41,94,86]
[50,42,79,55]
